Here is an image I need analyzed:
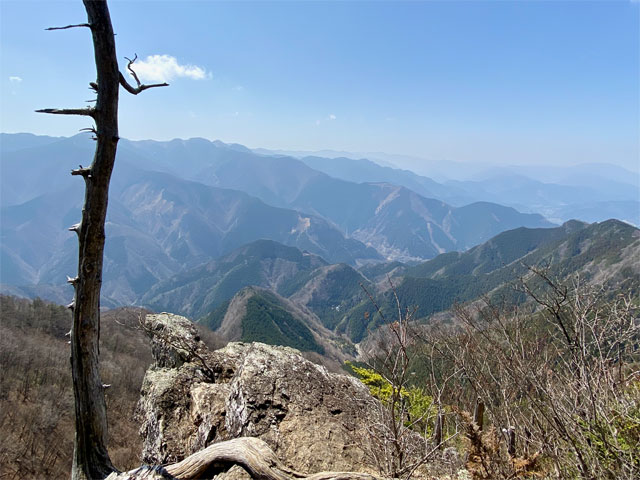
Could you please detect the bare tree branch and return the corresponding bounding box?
[125,54,141,85]
[118,72,169,95]
[46,23,91,31]
[71,166,92,177]
[118,54,169,95]
[35,107,96,117]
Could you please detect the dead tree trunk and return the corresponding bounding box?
[68,3,119,479]
[38,3,387,479]
[38,1,166,478]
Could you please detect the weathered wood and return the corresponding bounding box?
[118,53,169,94]
[43,3,381,479]
[119,72,169,95]
[106,437,382,480]
[167,437,296,480]
[38,1,168,478]
[46,23,91,30]
[35,107,96,117]
[66,2,120,478]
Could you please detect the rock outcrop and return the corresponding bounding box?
[136,313,383,477]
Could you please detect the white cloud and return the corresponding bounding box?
[9,76,22,83]
[130,55,210,83]
[316,114,336,125]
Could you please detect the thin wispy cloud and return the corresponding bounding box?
[9,76,22,83]
[130,55,210,83]
[316,114,337,125]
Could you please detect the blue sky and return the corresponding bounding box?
[1,0,638,170]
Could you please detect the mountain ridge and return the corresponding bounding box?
[2,133,558,264]
[4,133,634,322]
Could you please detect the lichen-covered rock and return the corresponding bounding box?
[136,313,381,476]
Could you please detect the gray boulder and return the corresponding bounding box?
[136,313,382,476]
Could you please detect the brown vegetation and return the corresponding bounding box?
[1,266,638,480]
[0,296,149,478]
[413,270,640,479]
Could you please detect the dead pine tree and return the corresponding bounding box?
[36,2,392,479]
[37,1,167,478]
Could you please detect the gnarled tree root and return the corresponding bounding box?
[106,437,382,480]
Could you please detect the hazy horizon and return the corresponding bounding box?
[4,130,640,180]
[1,1,639,171]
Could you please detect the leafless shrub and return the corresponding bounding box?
[358,279,459,479]
[0,296,154,478]
[421,269,639,479]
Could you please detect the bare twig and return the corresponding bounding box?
[360,282,386,322]
[125,54,141,86]
[118,55,169,95]
[119,72,169,95]
[46,23,91,31]
[35,107,96,118]
[71,166,92,177]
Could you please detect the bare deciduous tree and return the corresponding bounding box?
[422,269,640,480]
[358,279,457,479]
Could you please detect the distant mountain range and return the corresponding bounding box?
[141,239,328,319]
[4,135,637,225]
[137,219,639,355]
[1,168,379,306]
[258,146,639,187]
[1,133,637,349]
[375,218,640,328]
[293,154,639,225]
[117,136,556,260]
[2,133,558,305]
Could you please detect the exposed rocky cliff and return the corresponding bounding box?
[135,313,385,478]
